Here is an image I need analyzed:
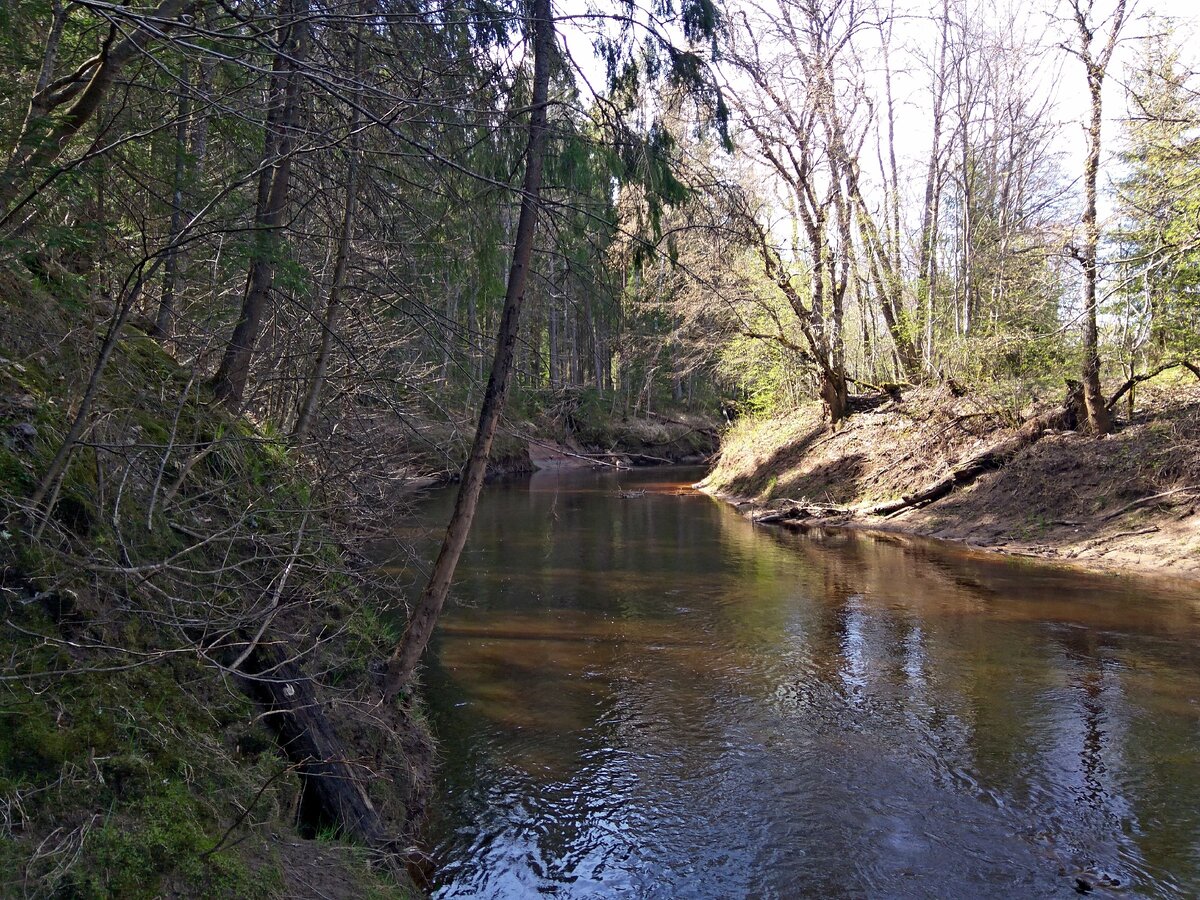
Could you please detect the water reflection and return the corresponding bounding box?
[383,467,1200,897]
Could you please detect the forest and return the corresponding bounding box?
[1,0,1198,894]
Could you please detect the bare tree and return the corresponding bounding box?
[1064,0,1131,434]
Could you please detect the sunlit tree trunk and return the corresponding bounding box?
[1067,0,1127,435]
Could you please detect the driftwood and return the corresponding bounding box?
[1099,487,1200,521]
[242,644,390,848]
[1106,360,1200,412]
[645,410,720,436]
[753,502,844,524]
[591,450,675,465]
[860,382,1084,517]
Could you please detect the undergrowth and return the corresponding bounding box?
[1,265,427,897]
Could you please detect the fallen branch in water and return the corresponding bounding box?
[753,503,844,524]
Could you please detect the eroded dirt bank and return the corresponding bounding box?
[700,383,1200,580]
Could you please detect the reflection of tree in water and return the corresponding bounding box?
[1045,624,1200,891]
[422,475,1200,896]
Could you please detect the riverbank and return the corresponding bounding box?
[700,382,1200,581]
[1,268,431,896]
[406,404,718,483]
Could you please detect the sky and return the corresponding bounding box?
[556,0,1200,205]
[545,0,1200,289]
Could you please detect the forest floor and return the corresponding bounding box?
[701,380,1200,581]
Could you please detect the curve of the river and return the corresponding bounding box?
[382,466,1200,898]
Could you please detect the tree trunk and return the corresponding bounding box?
[242,645,388,847]
[292,15,364,446]
[383,0,554,698]
[211,0,307,410]
[821,368,849,425]
[1071,0,1126,435]
[918,0,949,374]
[152,64,192,342]
[1080,75,1112,435]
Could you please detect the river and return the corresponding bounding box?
[382,466,1200,898]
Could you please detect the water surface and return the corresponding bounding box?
[386,467,1200,897]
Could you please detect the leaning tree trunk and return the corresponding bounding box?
[382,0,554,699]
[242,644,388,846]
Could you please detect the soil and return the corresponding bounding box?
[701,381,1200,581]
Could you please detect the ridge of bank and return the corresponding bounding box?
[699,383,1200,582]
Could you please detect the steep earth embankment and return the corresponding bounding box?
[1,267,430,898]
[701,382,1200,580]
[407,407,718,482]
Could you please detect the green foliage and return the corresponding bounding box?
[72,784,282,900]
[1113,28,1200,363]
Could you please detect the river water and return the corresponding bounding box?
[386,466,1200,898]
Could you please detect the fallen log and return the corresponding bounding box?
[861,382,1083,517]
[242,643,390,849]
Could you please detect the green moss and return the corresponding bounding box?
[0,265,429,897]
[0,446,33,493]
[65,782,281,899]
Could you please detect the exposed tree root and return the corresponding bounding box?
[1099,487,1200,522]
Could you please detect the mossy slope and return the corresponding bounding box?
[0,266,427,898]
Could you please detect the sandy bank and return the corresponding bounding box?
[700,383,1200,582]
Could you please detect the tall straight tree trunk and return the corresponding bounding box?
[1079,73,1111,435]
[292,15,365,446]
[383,0,554,697]
[152,64,192,341]
[548,294,560,387]
[211,0,306,410]
[918,0,949,373]
[1070,0,1126,435]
